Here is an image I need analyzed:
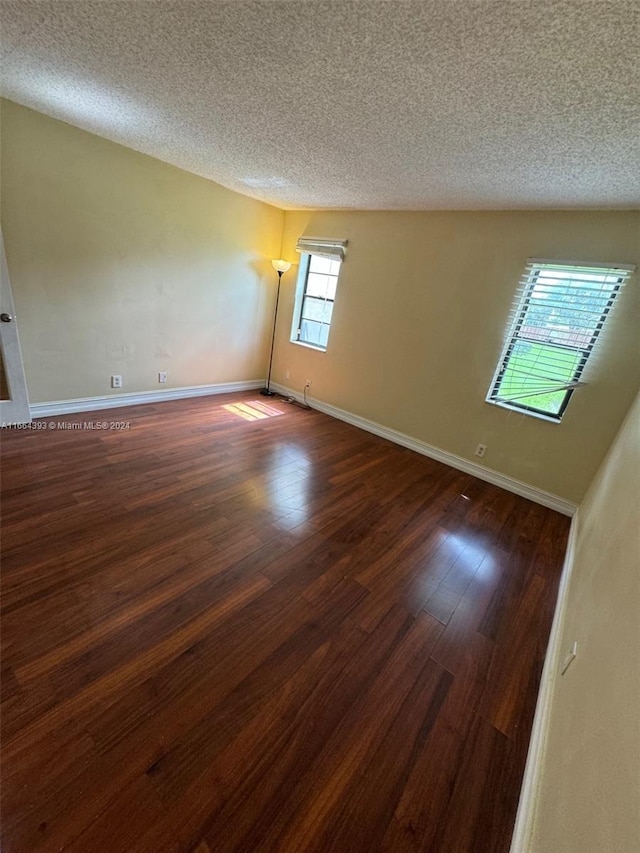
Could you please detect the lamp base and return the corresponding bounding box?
[260,388,276,397]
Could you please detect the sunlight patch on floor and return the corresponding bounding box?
[223,400,285,421]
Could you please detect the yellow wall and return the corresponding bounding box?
[278,210,640,502]
[528,389,640,852]
[0,100,283,401]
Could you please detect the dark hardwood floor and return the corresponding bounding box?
[0,392,570,852]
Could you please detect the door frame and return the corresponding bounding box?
[0,228,31,425]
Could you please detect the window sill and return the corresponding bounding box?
[290,340,327,353]
[485,398,562,424]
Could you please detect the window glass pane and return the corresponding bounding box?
[300,319,325,347]
[326,277,338,301]
[495,340,581,414]
[301,296,333,324]
[318,323,330,349]
[306,273,330,298]
[309,255,334,274]
[329,259,341,276]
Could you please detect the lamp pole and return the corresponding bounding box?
[261,259,291,396]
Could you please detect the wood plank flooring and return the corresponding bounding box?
[0,393,570,852]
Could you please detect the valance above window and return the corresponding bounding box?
[295,237,348,261]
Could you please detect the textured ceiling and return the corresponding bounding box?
[1,0,639,210]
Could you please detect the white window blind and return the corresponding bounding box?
[487,259,635,421]
[295,237,347,261]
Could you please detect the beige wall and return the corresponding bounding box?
[528,389,640,852]
[0,100,283,402]
[278,210,640,502]
[2,99,639,504]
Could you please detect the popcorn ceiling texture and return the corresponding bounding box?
[1,0,639,210]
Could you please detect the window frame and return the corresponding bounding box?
[486,260,631,423]
[290,252,341,352]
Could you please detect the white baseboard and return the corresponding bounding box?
[271,382,577,516]
[30,380,264,418]
[509,510,580,852]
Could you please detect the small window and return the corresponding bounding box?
[487,259,634,421]
[291,237,347,351]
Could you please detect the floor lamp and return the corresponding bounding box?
[261,259,291,396]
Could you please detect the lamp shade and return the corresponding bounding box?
[271,259,291,274]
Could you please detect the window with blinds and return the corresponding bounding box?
[487,260,634,421]
[291,237,347,351]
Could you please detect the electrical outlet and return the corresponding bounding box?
[159,372,168,384]
[111,375,122,389]
[305,379,312,388]
[285,369,291,380]
[475,443,487,458]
